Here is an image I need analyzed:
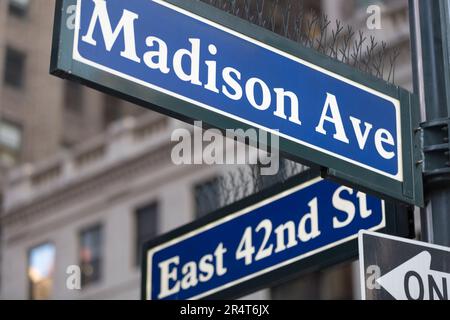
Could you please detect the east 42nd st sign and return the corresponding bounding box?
[144,172,394,300]
[51,0,423,206]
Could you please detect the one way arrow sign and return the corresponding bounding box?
[359,231,450,300]
[376,251,449,300]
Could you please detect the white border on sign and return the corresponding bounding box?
[146,177,386,300]
[72,0,404,182]
[358,230,450,300]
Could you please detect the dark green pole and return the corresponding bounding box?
[409,0,450,246]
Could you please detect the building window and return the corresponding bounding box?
[194,177,221,219]
[135,202,159,266]
[64,82,84,114]
[79,225,103,287]
[28,243,55,300]
[4,47,26,89]
[0,119,22,167]
[9,0,30,17]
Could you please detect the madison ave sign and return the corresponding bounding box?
[51,0,423,205]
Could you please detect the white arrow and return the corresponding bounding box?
[376,251,450,300]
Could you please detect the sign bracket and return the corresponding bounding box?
[421,117,450,189]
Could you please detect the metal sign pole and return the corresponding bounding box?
[409,0,450,246]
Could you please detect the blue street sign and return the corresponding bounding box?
[52,0,423,206]
[144,177,386,300]
[74,0,401,179]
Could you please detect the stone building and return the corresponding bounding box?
[1,113,236,299]
[0,0,145,292]
[0,0,143,174]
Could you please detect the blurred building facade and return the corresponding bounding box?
[0,0,144,175]
[1,113,238,299]
[0,0,145,295]
[0,0,412,300]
